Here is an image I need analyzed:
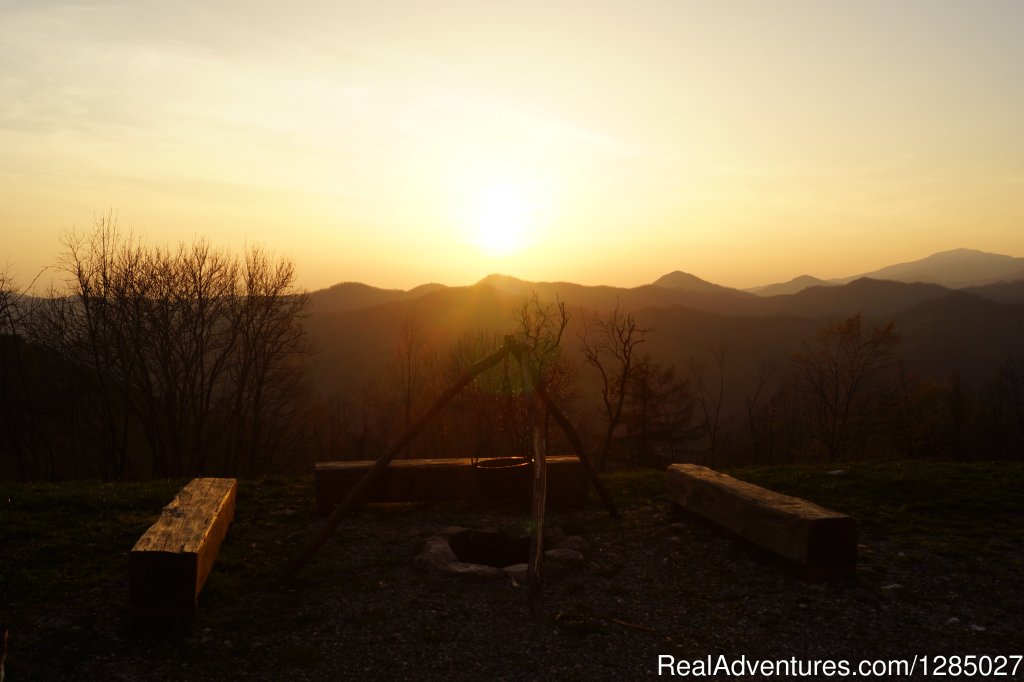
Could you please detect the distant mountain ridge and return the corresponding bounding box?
[311,248,1024,310]
[652,270,738,295]
[309,281,448,313]
[747,275,832,297]
[837,248,1024,288]
[304,277,1024,407]
[302,251,1024,407]
[744,248,1024,296]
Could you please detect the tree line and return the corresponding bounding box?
[3,225,1023,480]
[1,219,311,479]
[314,299,1024,473]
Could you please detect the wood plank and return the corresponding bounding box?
[666,464,856,579]
[130,477,237,617]
[314,456,588,513]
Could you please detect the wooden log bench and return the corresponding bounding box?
[666,464,857,579]
[130,477,237,618]
[315,456,588,514]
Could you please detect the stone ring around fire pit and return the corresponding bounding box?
[416,526,590,582]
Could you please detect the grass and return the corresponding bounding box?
[729,459,1024,557]
[1,459,1022,678]
[0,478,187,597]
[0,458,1019,598]
[4,460,1021,604]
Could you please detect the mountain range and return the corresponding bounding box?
[746,248,1024,295]
[311,248,1024,315]
[304,248,1024,401]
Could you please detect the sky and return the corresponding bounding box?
[2,0,1023,291]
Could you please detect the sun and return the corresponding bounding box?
[465,181,539,258]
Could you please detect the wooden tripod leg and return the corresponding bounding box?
[518,349,548,623]
[534,382,621,521]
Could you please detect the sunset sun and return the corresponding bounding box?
[464,181,540,258]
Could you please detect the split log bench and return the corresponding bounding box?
[666,464,857,579]
[130,477,237,618]
[315,456,588,514]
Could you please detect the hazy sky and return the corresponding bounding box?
[2,0,1023,291]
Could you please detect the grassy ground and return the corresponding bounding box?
[734,460,1024,558]
[2,460,1022,680]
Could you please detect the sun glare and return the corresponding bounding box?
[465,181,539,258]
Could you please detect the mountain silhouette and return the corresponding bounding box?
[748,275,831,297]
[836,248,1024,288]
[302,248,1024,402]
[652,270,740,295]
[964,279,1024,305]
[753,278,953,318]
[308,281,448,314]
[745,248,1024,295]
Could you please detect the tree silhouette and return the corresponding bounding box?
[36,216,311,477]
[792,314,899,461]
[580,304,648,470]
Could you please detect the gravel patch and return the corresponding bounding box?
[6,495,1023,681]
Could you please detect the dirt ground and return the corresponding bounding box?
[3,468,1022,681]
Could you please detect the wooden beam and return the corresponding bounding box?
[666,464,856,579]
[130,478,237,618]
[313,456,587,512]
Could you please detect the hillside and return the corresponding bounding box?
[752,278,953,318]
[308,281,448,314]
[302,274,1024,403]
[747,275,831,297]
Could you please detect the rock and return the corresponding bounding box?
[826,469,847,476]
[881,583,903,591]
[554,535,590,554]
[946,617,961,626]
[970,624,986,632]
[415,535,458,571]
[544,527,566,545]
[545,548,584,566]
[444,561,503,578]
[503,563,528,583]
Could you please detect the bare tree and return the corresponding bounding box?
[743,359,778,464]
[513,293,569,374]
[579,305,648,470]
[792,314,899,461]
[385,315,436,458]
[511,293,575,457]
[0,268,29,478]
[620,356,695,467]
[689,346,731,467]
[988,359,1024,460]
[45,217,311,478]
[0,270,71,480]
[55,219,144,477]
[225,248,312,474]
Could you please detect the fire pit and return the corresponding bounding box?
[449,529,529,567]
[415,526,590,580]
